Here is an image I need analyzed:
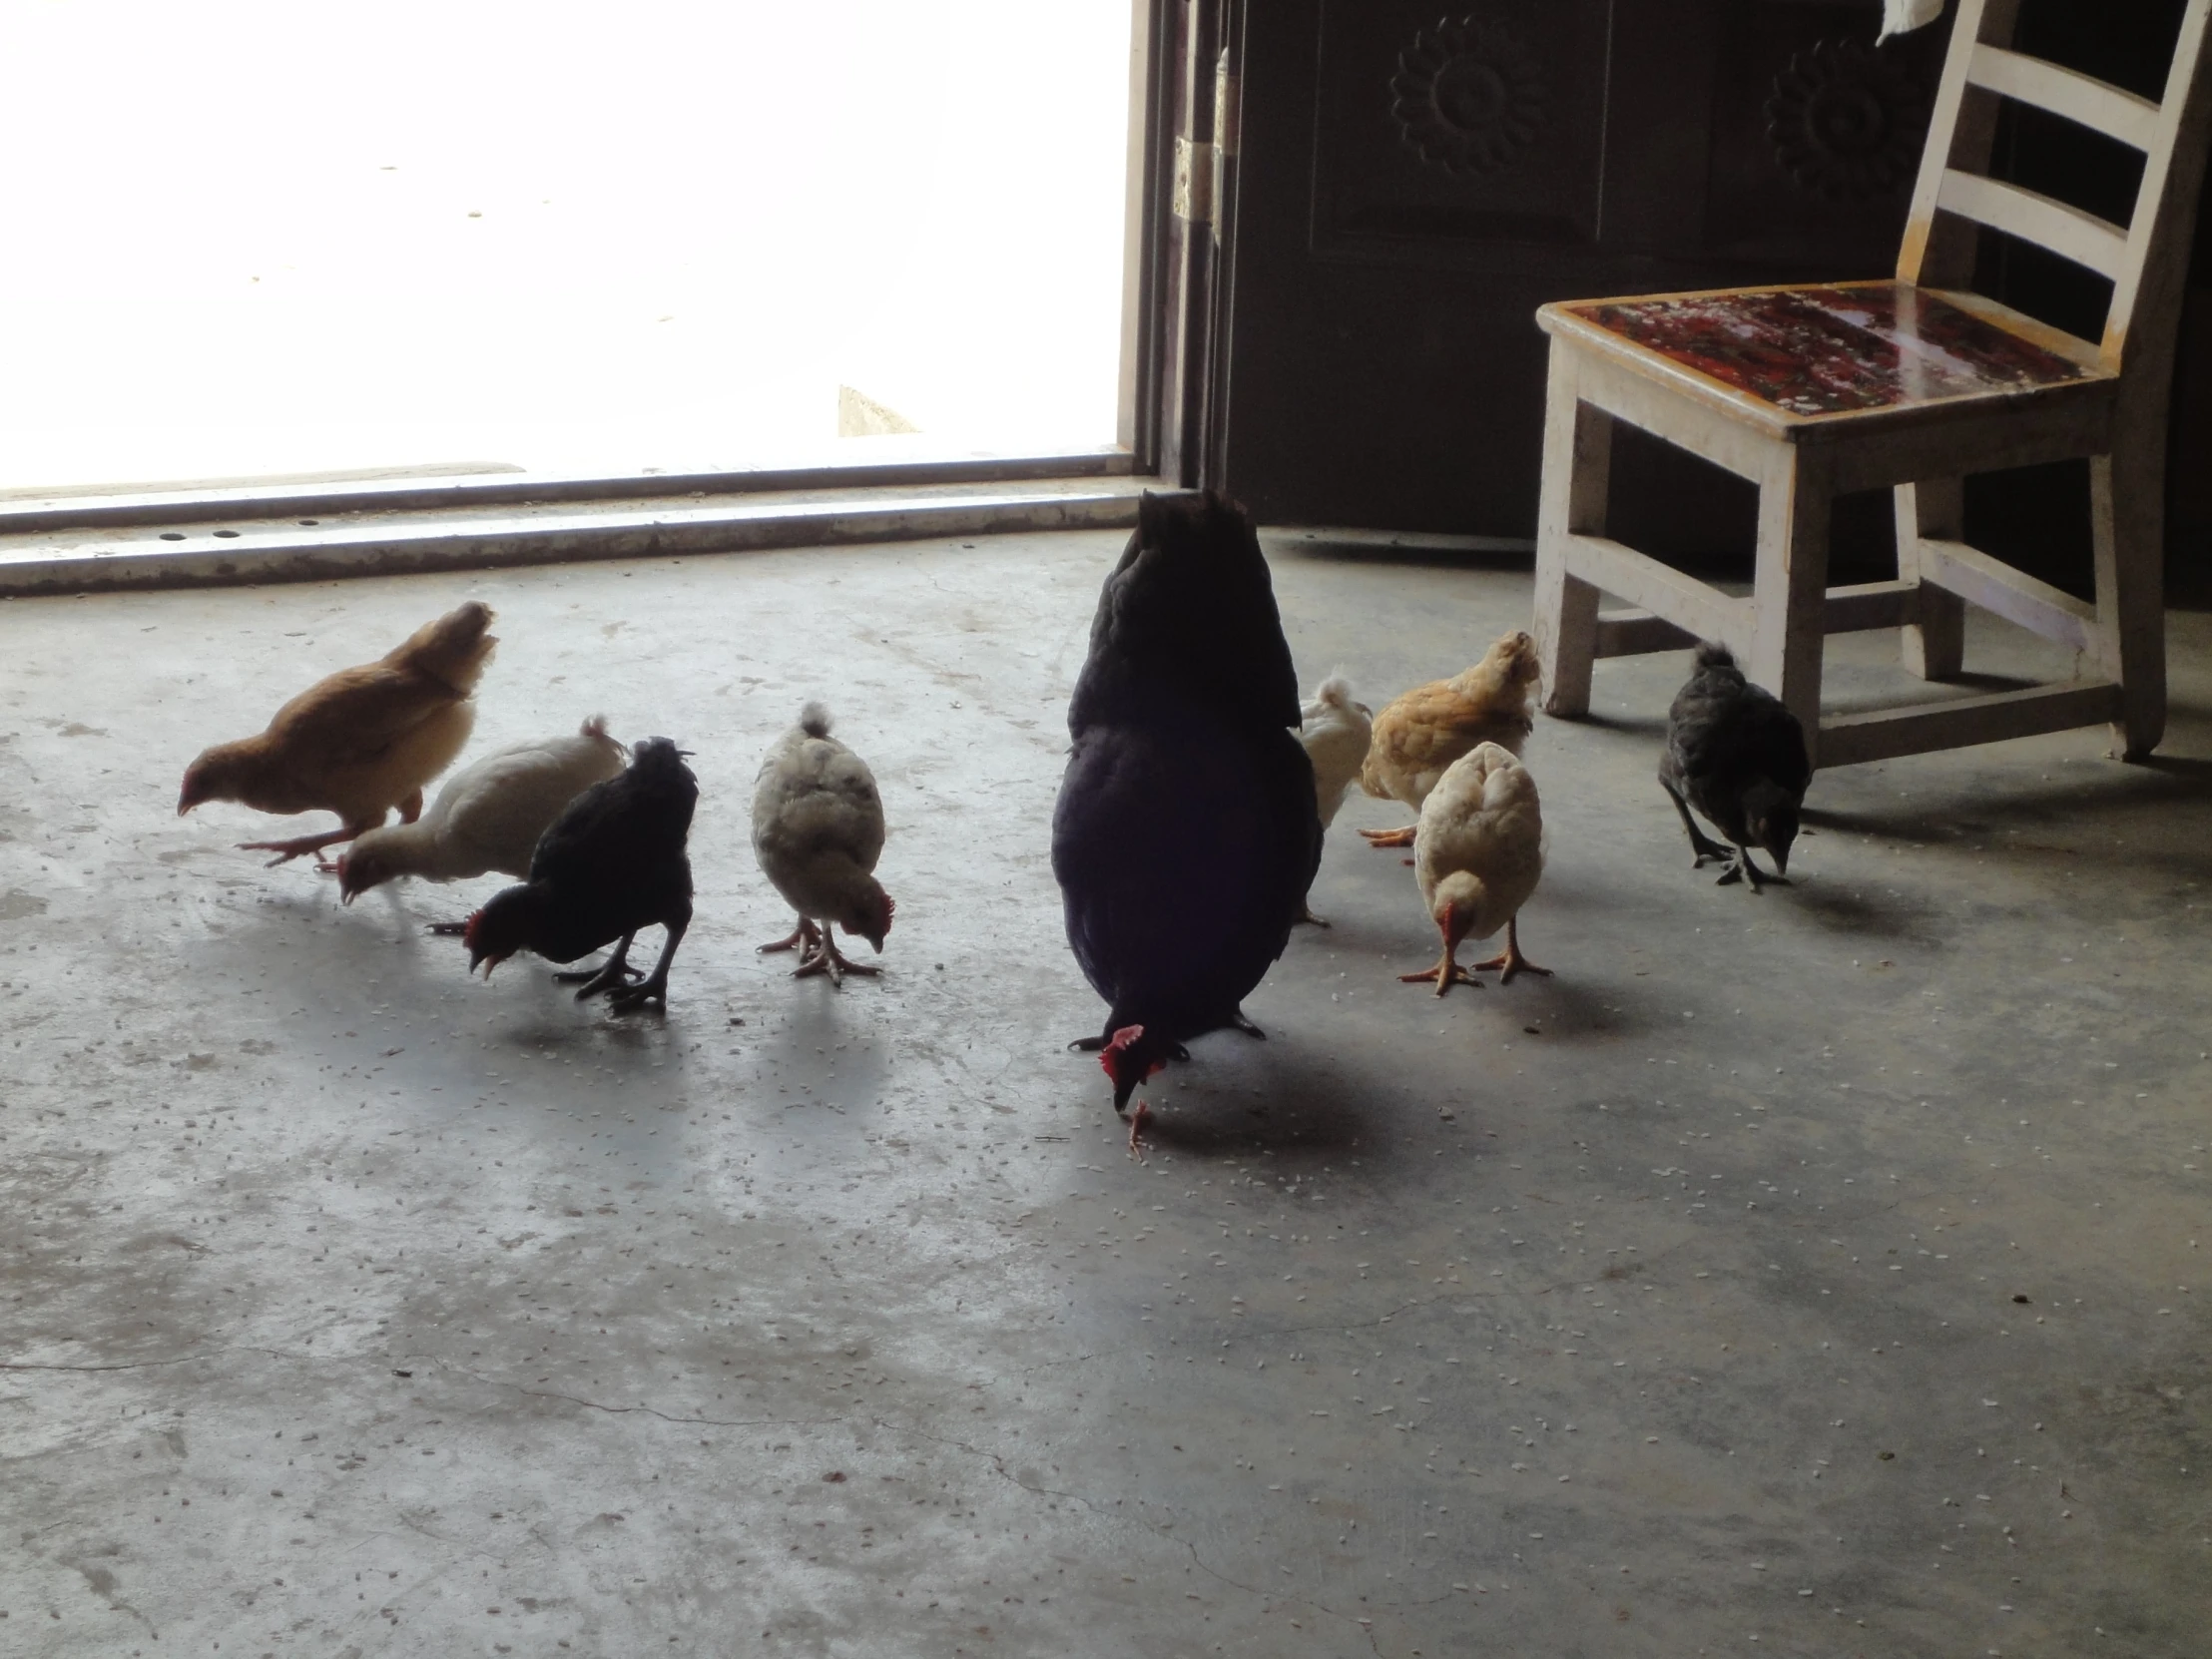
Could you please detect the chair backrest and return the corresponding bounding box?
[1899,0,2212,373]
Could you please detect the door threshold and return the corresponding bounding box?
[0,471,1152,598]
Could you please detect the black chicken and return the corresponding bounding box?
[463,737,697,1010]
[1051,492,1322,1151]
[1659,643,1810,891]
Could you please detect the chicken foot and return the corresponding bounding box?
[1399,944,1482,997]
[1715,849,1789,891]
[602,911,689,1012]
[557,933,644,998]
[757,917,824,957]
[1123,1100,1154,1161]
[1660,782,1733,869]
[239,822,365,869]
[792,926,878,986]
[1468,915,1551,983]
[1359,825,1418,848]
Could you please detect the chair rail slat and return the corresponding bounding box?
[1965,44,2162,151]
[1936,170,2128,277]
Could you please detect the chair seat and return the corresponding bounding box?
[1539,279,2106,431]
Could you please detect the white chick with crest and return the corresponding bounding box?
[752,703,895,985]
[1399,740,1550,996]
[335,717,628,918]
[1294,673,1373,925]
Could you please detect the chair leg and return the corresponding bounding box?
[1896,479,1965,680]
[2092,450,2167,759]
[1532,346,1608,719]
[1749,447,1834,768]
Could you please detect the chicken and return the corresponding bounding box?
[1294,673,1374,925]
[1052,491,1322,1153]
[335,717,627,910]
[1358,629,1542,847]
[751,704,895,985]
[1659,642,1810,891]
[1399,741,1549,995]
[461,737,697,1011]
[178,601,497,866]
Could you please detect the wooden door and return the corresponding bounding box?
[1209,0,1950,534]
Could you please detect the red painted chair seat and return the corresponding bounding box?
[1552,280,2098,419]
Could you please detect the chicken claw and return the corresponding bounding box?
[558,932,642,999]
[1716,852,1790,891]
[1359,826,1418,848]
[594,914,689,1013]
[1662,781,1733,868]
[1226,1010,1268,1040]
[1399,954,1483,997]
[1468,916,1551,983]
[757,917,824,957]
[239,827,359,868]
[1125,1100,1153,1160]
[792,929,878,987]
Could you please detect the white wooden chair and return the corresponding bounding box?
[1530,0,2212,767]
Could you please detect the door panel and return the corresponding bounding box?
[1215,0,1949,532]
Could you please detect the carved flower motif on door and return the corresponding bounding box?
[1765,39,1929,202]
[1389,16,1548,177]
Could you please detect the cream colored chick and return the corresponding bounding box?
[335,717,628,907]
[752,703,895,985]
[1294,673,1373,925]
[1359,629,1540,847]
[1398,741,1549,996]
[179,601,496,866]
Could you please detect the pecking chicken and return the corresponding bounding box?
[1052,491,1321,1153]
[751,704,895,985]
[1399,741,1548,996]
[1659,643,1810,891]
[1358,629,1541,847]
[1294,673,1374,925]
[179,601,497,866]
[462,737,697,1011]
[335,717,627,909]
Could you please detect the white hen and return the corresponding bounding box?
[1294,673,1374,924]
[1399,741,1549,996]
[752,703,895,984]
[335,717,627,905]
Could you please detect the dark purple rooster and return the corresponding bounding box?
[1051,492,1323,1154]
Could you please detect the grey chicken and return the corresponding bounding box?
[1659,643,1810,891]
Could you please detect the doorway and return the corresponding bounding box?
[0,1,1140,494]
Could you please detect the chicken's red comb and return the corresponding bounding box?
[462,909,485,949]
[1099,1024,1145,1083]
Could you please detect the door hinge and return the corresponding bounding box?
[1173,135,1217,225]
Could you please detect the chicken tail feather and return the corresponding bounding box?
[800,701,833,739]
[1694,641,1737,672]
[1314,672,1357,710]
[391,600,497,695]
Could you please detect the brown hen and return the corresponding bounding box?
[179,601,497,866]
[1357,629,1541,847]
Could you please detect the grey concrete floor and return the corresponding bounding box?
[2,529,2210,1659]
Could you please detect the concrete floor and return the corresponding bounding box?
[3,528,2209,1659]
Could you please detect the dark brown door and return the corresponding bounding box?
[1208,0,1949,534]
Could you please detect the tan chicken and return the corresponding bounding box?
[1398,741,1548,996]
[752,704,895,984]
[1359,629,1541,847]
[178,601,497,866]
[1294,673,1373,925]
